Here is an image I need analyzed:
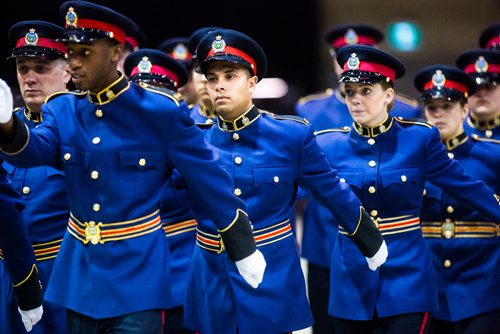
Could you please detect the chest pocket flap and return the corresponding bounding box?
[380,167,420,187]
[119,151,163,170]
[2,162,15,175]
[254,165,296,186]
[336,169,364,189]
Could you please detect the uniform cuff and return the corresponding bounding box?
[12,265,43,310]
[349,208,384,257]
[0,115,29,155]
[219,209,256,261]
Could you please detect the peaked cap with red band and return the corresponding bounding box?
[196,29,268,82]
[59,1,137,45]
[158,37,193,69]
[456,49,500,85]
[336,45,405,85]
[479,22,500,51]
[124,48,188,90]
[414,65,476,102]
[8,20,66,59]
[325,23,384,52]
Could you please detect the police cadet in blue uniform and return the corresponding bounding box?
[124,49,196,334]
[415,65,500,334]
[456,49,500,139]
[0,2,266,333]
[183,28,387,334]
[479,22,500,51]
[158,37,197,108]
[0,20,70,334]
[314,45,500,334]
[184,27,221,123]
[295,23,422,334]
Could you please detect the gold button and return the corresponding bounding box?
[368,186,376,194]
[448,152,454,159]
[273,176,279,183]
[139,158,146,166]
[443,259,451,268]
[64,153,71,161]
[92,137,101,145]
[423,189,427,196]
[485,130,492,138]
[232,133,240,141]
[95,109,103,118]
[234,188,241,196]
[367,138,375,145]
[370,210,378,217]
[447,205,454,214]
[22,186,30,195]
[401,175,407,182]
[93,203,100,212]
[91,171,99,180]
[340,178,346,183]
[234,157,242,165]
[368,160,376,167]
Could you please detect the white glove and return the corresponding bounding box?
[18,306,43,332]
[0,78,14,124]
[365,240,388,271]
[235,249,266,288]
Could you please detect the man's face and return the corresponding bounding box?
[65,39,121,92]
[16,57,69,111]
[468,82,500,120]
[424,99,467,140]
[206,61,257,120]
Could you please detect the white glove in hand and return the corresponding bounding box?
[235,249,266,288]
[366,240,388,271]
[18,306,43,332]
[0,79,14,124]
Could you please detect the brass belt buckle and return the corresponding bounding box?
[442,219,455,239]
[85,221,104,245]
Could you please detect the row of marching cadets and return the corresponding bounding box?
[0,1,498,334]
[297,23,500,334]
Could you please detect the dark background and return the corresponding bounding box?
[1,0,321,114]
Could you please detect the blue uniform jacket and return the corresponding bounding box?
[0,107,68,334]
[463,114,500,140]
[184,106,368,334]
[420,134,500,321]
[1,76,250,319]
[296,88,422,268]
[315,117,500,320]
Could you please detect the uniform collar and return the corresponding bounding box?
[87,73,130,105]
[217,105,260,132]
[353,115,393,137]
[467,113,500,130]
[23,105,42,123]
[443,131,468,151]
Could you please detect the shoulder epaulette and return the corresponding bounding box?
[297,88,334,105]
[394,116,433,128]
[138,82,180,106]
[471,133,500,144]
[314,126,350,136]
[44,90,86,104]
[395,92,419,108]
[195,120,216,129]
[260,110,309,125]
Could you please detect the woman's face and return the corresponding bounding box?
[424,99,467,140]
[343,82,394,127]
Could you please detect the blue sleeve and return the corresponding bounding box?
[424,127,500,221]
[298,125,363,233]
[165,104,247,230]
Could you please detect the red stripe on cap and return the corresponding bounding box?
[131,65,179,85]
[332,36,377,50]
[343,61,396,82]
[486,36,500,49]
[16,37,66,54]
[423,80,468,93]
[464,63,500,74]
[125,36,139,50]
[71,18,126,45]
[207,45,257,76]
